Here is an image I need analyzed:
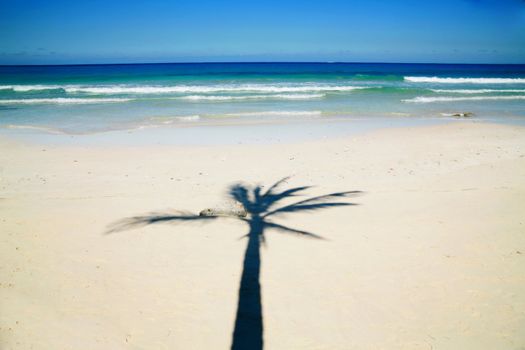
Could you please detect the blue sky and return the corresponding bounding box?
[1,0,524,64]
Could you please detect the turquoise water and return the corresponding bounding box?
[1,63,525,134]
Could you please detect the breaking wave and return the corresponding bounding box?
[404,77,525,84]
[0,85,62,92]
[0,84,367,94]
[0,98,131,104]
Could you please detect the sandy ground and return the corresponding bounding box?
[1,121,524,349]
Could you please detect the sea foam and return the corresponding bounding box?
[4,124,65,134]
[180,94,325,101]
[224,110,323,117]
[431,89,525,94]
[147,115,201,125]
[0,98,131,104]
[403,95,525,103]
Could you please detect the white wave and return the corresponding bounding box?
[403,95,525,103]
[180,93,324,101]
[431,89,525,94]
[224,110,323,117]
[0,85,63,92]
[0,84,365,94]
[0,98,131,105]
[405,76,525,84]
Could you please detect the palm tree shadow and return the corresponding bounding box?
[107,177,361,350]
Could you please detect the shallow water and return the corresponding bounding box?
[1,62,524,135]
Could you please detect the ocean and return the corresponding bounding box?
[1,62,525,135]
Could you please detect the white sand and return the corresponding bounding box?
[1,122,524,349]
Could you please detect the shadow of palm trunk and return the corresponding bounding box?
[105,178,362,350]
[231,217,264,350]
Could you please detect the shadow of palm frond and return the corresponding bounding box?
[105,210,218,234]
[105,177,362,350]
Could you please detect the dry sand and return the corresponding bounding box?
[1,121,524,349]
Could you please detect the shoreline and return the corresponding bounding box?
[1,115,520,147]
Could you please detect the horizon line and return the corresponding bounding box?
[1,61,525,68]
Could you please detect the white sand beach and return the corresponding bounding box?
[1,121,525,349]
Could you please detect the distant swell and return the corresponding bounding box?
[0,98,131,105]
[405,77,525,84]
[403,95,525,103]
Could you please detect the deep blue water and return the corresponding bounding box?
[1,62,524,134]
